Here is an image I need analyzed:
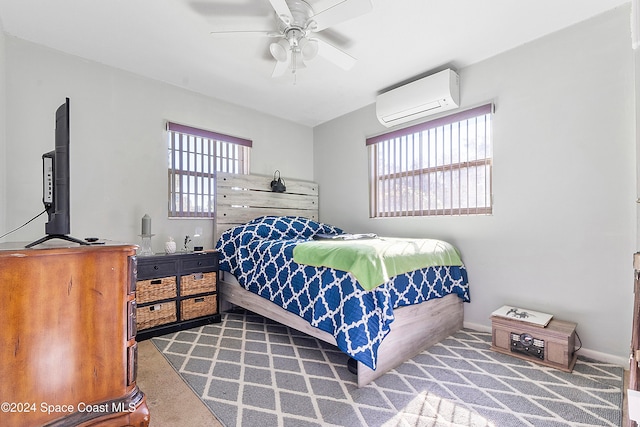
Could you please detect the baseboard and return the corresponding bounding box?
[577,348,628,368]
[464,321,491,333]
[463,321,628,368]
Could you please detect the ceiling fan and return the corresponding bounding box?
[209,0,373,77]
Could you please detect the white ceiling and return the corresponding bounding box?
[0,0,631,127]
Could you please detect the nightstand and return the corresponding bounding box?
[135,251,221,340]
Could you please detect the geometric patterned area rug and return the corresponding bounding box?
[151,309,624,427]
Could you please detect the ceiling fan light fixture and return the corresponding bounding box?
[299,38,318,61]
[217,0,372,78]
[269,39,290,62]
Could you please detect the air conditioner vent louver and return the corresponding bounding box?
[376,69,460,128]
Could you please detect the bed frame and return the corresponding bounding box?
[214,172,464,387]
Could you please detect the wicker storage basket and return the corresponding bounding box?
[137,302,177,330]
[180,295,217,321]
[180,272,216,296]
[136,277,177,304]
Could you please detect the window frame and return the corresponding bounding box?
[166,122,251,218]
[366,104,493,218]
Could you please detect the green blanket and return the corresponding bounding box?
[293,237,463,291]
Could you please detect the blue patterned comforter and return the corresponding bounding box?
[215,216,470,370]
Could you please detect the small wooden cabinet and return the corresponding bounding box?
[0,243,149,427]
[135,251,221,340]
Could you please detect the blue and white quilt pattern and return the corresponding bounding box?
[216,216,470,370]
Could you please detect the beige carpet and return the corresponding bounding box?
[136,339,223,427]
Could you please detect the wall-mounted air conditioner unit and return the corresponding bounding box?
[376,69,460,128]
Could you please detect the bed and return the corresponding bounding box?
[214,172,470,387]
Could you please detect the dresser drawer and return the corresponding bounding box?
[137,302,177,330]
[137,259,178,280]
[180,295,217,321]
[181,253,217,274]
[180,272,216,296]
[137,277,177,304]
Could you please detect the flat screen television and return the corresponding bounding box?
[26,98,87,248]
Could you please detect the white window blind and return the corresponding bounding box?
[167,122,251,218]
[366,104,493,218]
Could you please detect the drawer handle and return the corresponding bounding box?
[153,265,159,270]
[150,279,162,285]
[192,272,204,280]
[150,304,162,311]
[195,297,205,303]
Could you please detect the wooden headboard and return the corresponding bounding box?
[215,172,319,240]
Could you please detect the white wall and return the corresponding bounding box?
[314,6,636,363]
[0,28,6,234]
[3,37,314,252]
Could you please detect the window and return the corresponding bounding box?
[367,104,493,218]
[167,122,251,218]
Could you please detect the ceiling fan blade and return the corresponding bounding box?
[310,0,373,32]
[209,30,280,37]
[189,1,271,18]
[268,0,293,24]
[313,38,356,70]
[210,30,282,37]
[272,59,290,77]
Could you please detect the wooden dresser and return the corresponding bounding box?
[0,242,149,427]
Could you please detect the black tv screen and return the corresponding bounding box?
[45,98,71,235]
[26,98,86,248]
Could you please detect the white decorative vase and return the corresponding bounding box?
[165,238,176,254]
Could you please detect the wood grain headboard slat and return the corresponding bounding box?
[215,172,319,241]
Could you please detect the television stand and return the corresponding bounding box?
[25,234,89,248]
